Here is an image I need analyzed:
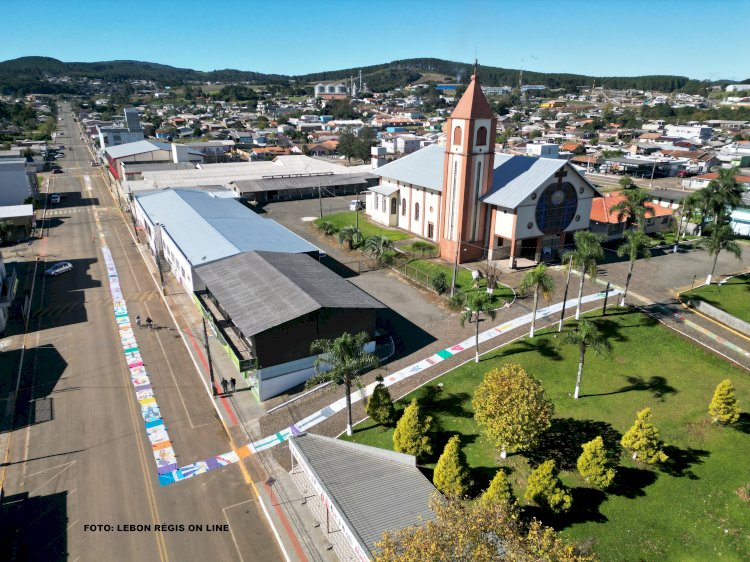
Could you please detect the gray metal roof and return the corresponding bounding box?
[371,144,445,191]
[232,172,371,194]
[366,183,400,196]
[289,433,436,557]
[121,162,196,173]
[0,159,33,206]
[105,140,203,159]
[135,189,318,266]
[482,154,568,208]
[195,252,384,337]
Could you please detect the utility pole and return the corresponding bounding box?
[558,254,573,332]
[203,316,217,396]
[450,238,462,297]
[155,223,166,295]
[318,183,323,219]
[649,158,657,188]
[602,281,611,316]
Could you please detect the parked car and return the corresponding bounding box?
[50,193,61,204]
[44,262,73,276]
[51,168,63,174]
[677,170,698,178]
[349,200,364,211]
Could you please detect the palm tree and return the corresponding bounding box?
[563,231,604,321]
[337,226,363,250]
[308,331,379,436]
[706,167,745,225]
[562,319,612,399]
[316,221,336,236]
[518,264,556,338]
[363,235,394,265]
[673,196,696,254]
[610,188,655,232]
[686,188,713,236]
[616,229,651,307]
[459,292,497,363]
[697,223,743,285]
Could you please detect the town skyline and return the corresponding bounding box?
[2,0,749,81]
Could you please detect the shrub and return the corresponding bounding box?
[577,436,616,489]
[316,221,336,236]
[447,293,465,310]
[479,470,514,507]
[392,398,432,461]
[366,376,396,426]
[708,379,740,425]
[433,435,472,497]
[525,460,572,513]
[620,408,668,464]
[430,271,448,295]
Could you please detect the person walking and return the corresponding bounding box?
[230,378,236,393]
[135,314,141,329]
[221,379,229,395]
[146,316,153,330]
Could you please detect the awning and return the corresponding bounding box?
[367,183,400,196]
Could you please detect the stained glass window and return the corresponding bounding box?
[535,182,578,234]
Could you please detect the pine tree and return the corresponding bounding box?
[709,379,740,425]
[577,436,616,489]
[392,398,432,461]
[525,460,572,513]
[479,470,514,507]
[433,435,472,497]
[620,408,668,464]
[366,376,396,426]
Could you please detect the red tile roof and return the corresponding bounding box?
[451,74,494,119]
[590,192,674,224]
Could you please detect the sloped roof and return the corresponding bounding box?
[371,144,444,191]
[135,189,318,266]
[482,154,569,208]
[289,433,436,558]
[106,140,203,159]
[195,252,384,337]
[590,192,674,224]
[451,74,494,119]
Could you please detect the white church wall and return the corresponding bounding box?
[494,209,516,239]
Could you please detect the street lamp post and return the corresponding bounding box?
[450,238,463,298]
[203,317,217,396]
[558,253,573,332]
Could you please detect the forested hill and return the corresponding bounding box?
[0,56,739,96]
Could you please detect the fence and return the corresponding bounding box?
[395,261,438,291]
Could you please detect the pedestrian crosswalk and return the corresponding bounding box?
[42,207,119,216]
[35,292,162,318]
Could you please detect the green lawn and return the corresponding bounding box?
[404,258,514,302]
[314,212,410,242]
[683,274,750,324]
[343,310,750,561]
[648,231,700,246]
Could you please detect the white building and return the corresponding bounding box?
[664,124,712,144]
[526,143,560,158]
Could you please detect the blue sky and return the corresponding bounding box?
[2,0,748,80]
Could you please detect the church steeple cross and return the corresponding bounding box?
[555,168,568,185]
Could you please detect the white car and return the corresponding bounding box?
[45,262,73,276]
[349,200,364,211]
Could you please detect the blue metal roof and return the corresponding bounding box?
[135,189,318,266]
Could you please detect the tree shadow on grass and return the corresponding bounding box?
[526,418,622,471]
[427,431,478,466]
[494,337,563,362]
[581,375,678,401]
[523,487,608,531]
[607,466,658,498]
[470,465,509,498]
[734,413,750,434]
[659,445,708,480]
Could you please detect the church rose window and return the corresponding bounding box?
[476,126,487,146]
[453,126,462,146]
[535,181,578,235]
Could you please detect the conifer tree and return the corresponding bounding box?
[709,379,740,425]
[366,376,396,426]
[525,460,572,513]
[479,469,514,507]
[577,436,616,489]
[620,408,668,464]
[392,398,432,461]
[433,435,472,497]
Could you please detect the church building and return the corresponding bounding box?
[364,70,602,265]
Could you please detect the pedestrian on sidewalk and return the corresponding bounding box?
[135,314,141,328]
[221,379,229,395]
[230,378,236,393]
[146,316,153,330]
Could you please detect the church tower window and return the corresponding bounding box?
[476,126,487,146]
[453,126,462,146]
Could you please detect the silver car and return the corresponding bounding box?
[44,262,73,276]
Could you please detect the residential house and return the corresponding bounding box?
[589,192,674,241]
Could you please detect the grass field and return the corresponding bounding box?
[405,258,515,302]
[683,274,750,324]
[343,310,750,561]
[314,212,410,242]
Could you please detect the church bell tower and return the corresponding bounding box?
[438,65,497,264]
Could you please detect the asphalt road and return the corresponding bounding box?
[0,104,284,561]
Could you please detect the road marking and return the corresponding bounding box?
[28,461,76,496]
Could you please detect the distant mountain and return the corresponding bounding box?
[0,56,740,96]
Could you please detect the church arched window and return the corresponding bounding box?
[391,197,397,214]
[401,198,406,216]
[453,126,462,146]
[414,202,420,221]
[476,126,487,146]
